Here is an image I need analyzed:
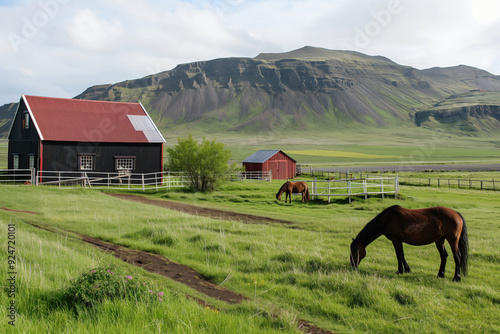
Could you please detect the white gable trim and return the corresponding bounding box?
[139,102,166,143]
[7,95,45,141]
[23,95,44,141]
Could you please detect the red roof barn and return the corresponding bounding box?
[8,95,165,174]
[242,150,296,180]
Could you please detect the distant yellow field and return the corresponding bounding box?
[285,149,401,159]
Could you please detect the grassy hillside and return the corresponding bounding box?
[1,178,499,333]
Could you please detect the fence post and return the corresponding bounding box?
[380,177,384,200]
[363,179,367,200]
[313,178,316,200]
[142,174,145,191]
[348,180,352,203]
[328,179,331,204]
[395,175,399,198]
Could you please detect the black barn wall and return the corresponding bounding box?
[7,99,41,170]
[42,142,163,173]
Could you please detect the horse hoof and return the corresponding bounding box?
[437,273,445,278]
[452,277,461,282]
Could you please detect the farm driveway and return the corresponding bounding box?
[107,193,295,226]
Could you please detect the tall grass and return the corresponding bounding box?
[1,179,499,333]
[0,214,300,333]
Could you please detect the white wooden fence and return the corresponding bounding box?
[0,169,35,185]
[35,170,189,190]
[0,168,272,190]
[226,171,272,182]
[304,176,399,203]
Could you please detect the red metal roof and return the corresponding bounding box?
[23,95,165,143]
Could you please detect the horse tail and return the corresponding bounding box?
[305,187,310,202]
[457,212,469,276]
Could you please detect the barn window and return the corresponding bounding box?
[23,111,29,129]
[28,155,35,170]
[12,154,19,169]
[115,157,135,171]
[79,155,94,171]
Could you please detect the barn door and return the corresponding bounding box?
[278,161,287,179]
[269,160,287,179]
[269,161,279,180]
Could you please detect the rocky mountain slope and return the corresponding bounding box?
[2,47,500,138]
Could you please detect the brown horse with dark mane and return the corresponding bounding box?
[350,205,468,282]
[276,181,310,203]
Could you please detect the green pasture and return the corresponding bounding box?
[1,178,499,333]
[216,127,500,165]
[1,128,500,169]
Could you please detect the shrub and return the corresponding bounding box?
[64,267,164,308]
[167,134,232,192]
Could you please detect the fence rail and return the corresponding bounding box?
[36,171,189,190]
[226,171,272,182]
[294,177,399,203]
[397,175,498,191]
[0,169,35,185]
[0,169,273,190]
[307,169,499,192]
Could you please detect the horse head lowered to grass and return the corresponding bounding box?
[276,181,310,203]
[350,205,468,282]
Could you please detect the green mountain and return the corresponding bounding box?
[0,102,17,138]
[2,47,500,138]
[75,46,500,135]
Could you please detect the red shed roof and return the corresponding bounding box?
[22,95,165,143]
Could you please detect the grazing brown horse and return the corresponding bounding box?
[276,181,310,203]
[350,205,468,282]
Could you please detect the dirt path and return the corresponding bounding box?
[1,207,40,215]
[21,217,333,334]
[107,193,295,226]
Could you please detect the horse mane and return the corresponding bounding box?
[277,181,289,194]
[354,205,401,246]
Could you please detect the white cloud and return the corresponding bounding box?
[0,0,499,105]
[67,8,124,51]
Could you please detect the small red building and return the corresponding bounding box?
[242,150,296,180]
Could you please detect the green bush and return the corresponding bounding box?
[64,267,164,308]
[167,134,231,192]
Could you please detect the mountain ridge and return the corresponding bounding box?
[2,47,500,138]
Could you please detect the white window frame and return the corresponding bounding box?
[79,155,94,171]
[12,154,19,169]
[28,155,35,170]
[23,111,29,129]
[115,158,135,171]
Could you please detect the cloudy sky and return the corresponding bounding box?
[0,0,499,106]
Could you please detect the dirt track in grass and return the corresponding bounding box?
[107,193,296,226]
[17,202,333,334]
